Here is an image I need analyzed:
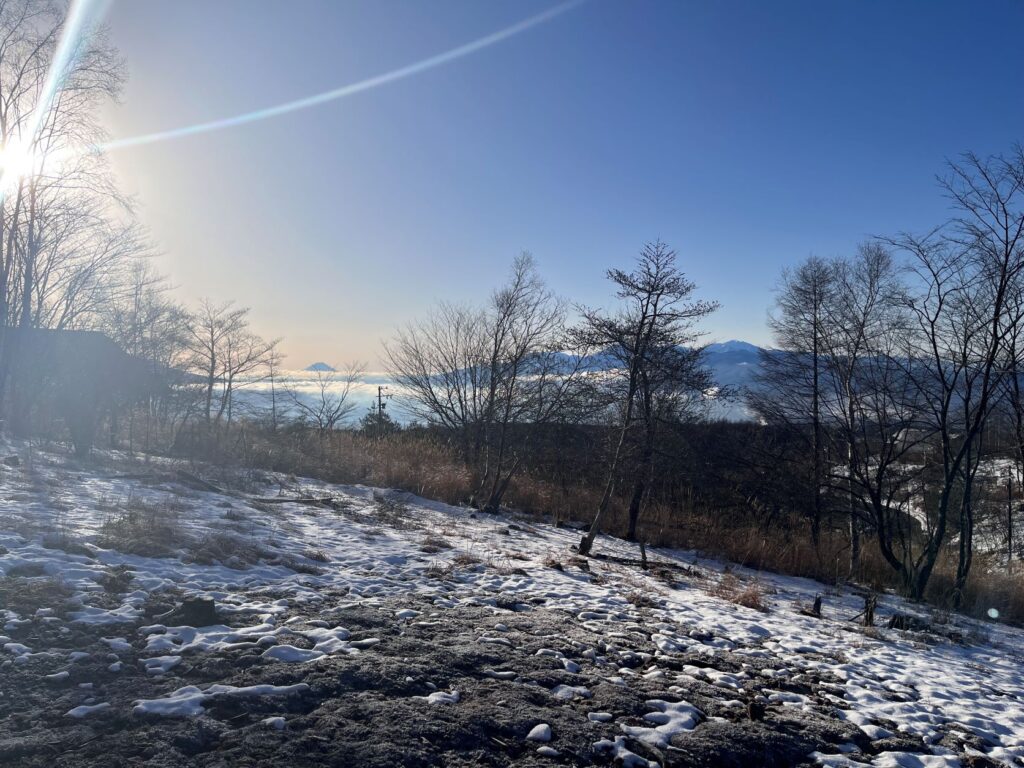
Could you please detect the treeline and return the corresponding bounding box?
[378,149,1024,616]
[751,148,1024,607]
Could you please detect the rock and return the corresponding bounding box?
[887,613,931,632]
[495,596,520,612]
[2,455,19,467]
[527,723,552,742]
[747,698,766,721]
[156,597,219,627]
[869,736,929,754]
[963,755,1005,768]
[262,716,286,730]
[536,746,559,757]
[669,710,868,767]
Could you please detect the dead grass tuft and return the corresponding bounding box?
[419,534,453,553]
[542,554,564,571]
[625,589,660,609]
[424,560,454,579]
[710,572,771,612]
[371,492,420,530]
[41,532,93,558]
[6,562,47,578]
[188,532,267,568]
[98,498,191,558]
[452,551,482,568]
[97,565,134,593]
[280,558,325,576]
[0,575,72,616]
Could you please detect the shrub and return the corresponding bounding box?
[710,572,771,612]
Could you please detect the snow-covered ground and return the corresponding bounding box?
[1,442,1023,766]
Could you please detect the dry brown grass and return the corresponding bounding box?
[279,557,325,576]
[96,565,134,594]
[98,498,191,558]
[710,572,771,612]
[925,554,1024,624]
[542,553,565,571]
[370,492,421,531]
[424,560,454,579]
[238,430,472,507]
[187,531,268,568]
[624,589,660,609]
[451,551,482,568]
[419,534,453,553]
[41,531,93,558]
[0,574,73,616]
[179,424,1024,625]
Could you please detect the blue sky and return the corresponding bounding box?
[101,0,1024,366]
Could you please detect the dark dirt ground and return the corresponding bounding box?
[1,583,988,768]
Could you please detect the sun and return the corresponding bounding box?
[0,138,41,192]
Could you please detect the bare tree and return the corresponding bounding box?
[0,1,137,423]
[100,259,191,451]
[821,244,910,577]
[262,344,287,433]
[476,254,585,512]
[386,254,584,510]
[186,299,277,427]
[288,363,364,440]
[885,148,1024,601]
[751,256,836,546]
[828,251,926,588]
[577,241,718,556]
[386,301,489,462]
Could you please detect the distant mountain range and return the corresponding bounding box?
[305,362,336,372]
[702,340,764,390]
[568,339,765,390]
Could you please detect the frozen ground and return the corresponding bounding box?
[0,443,1023,767]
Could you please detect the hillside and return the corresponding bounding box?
[0,444,1022,767]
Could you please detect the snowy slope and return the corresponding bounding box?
[1,443,1023,766]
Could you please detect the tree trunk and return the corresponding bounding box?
[579,411,633,556]
[484,454,523,514]
[626,477,644,542]
[954,474,974,609]
[811,305,822,547]
[626,437,654,542]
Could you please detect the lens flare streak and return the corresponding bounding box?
[99,0,585,152]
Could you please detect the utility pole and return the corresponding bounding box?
[377,385,391,438]
[1009,468,1015,573]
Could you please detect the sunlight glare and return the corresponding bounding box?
[0,139,38,192]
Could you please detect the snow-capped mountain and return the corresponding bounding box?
[702,340,764,390]
[304,362,337,373]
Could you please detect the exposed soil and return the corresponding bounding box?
[1,589,953,768]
